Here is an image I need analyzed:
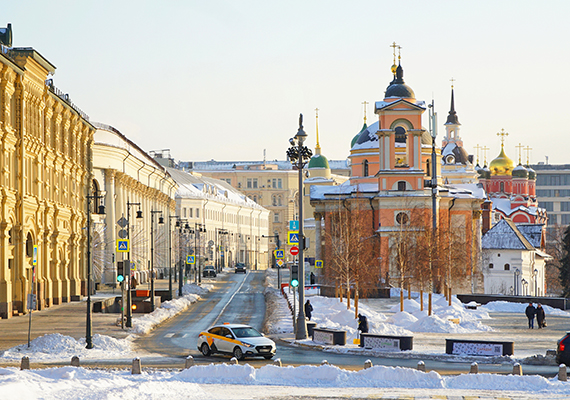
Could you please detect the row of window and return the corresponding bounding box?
[540,202,570,212]
[245,178,283,189]
[536,189,570,197]
[489,263,510,271]
[548,214,570,225]
[536,174,570,186]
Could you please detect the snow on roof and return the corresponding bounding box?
[166,167,266,210]
[442,142,457,157]
[516,223,544,248]
[446,183,486,199]
[482,219,535,250]
[310,181,379,199]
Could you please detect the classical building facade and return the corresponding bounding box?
[0,31,95,317]
[91,123,178,286]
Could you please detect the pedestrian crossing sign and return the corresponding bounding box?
[274,249,284,259]
[287,231,299,245]
[186,255,195,264]
[316,260,324,268]
[116,239,129,252]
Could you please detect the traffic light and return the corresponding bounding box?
[117,261,125,282]
[290,264,299,287]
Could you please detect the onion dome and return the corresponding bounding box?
[351,122,368,148]
[526,165,536,180]
[308,153,329,169]
[478,165,491,179]
[512,163,528,178]
[489,147,514,176]
[385,63,415,99]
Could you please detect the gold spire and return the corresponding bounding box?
[474,144,482,165]
[361,101,368,124]
[390,42,398,75]
[397,45,402,63]
[516,143,525,165]
[524,145,533,165]
[450,77,455,89]
[315,107,321,152]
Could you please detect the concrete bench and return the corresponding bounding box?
[445,339,514,356]
[312,327,346,345]
[360,334,413,351]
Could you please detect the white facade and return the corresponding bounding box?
[167,168,270,270]
[92,123,178,285]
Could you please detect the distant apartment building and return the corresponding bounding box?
[531,163,570,240]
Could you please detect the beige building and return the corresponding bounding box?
[0,29,95,317]
[92,123,178,286]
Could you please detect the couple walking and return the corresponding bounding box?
[525,303,546,329]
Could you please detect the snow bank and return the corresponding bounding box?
[481,301,570,317]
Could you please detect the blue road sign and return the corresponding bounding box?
[289,220,299,231]
[288,231,299,245]
[117,240,129,252]
[316,260,324,268]
[274,249,284,259]
[186,255,195,264]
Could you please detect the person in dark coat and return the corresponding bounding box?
[525,303,536,329]
[304,300,313,321]
[357,314,369,334]
[536,304,546,329]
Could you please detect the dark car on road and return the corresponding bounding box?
[203,265,216,278]
[235,263,246,274]
[557,331,570,366]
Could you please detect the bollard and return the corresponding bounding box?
[184,355,194,369]
[71,356,80,367]
[364,360,373,369]
[469,362,478,374]
[230,357,238,365]
[132,358,142,374]
[321,360,329,366]
[559,364,568,382]
[512,363,522,376]
[273,358,282,367]
[417,361,425,372]
[20,356,30,370]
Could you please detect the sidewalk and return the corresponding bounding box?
[0,278,178,352]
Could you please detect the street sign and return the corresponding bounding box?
[289,220,299,231]
[117,217,128,228]
[276,259,284,267]
[287,231,299,245]
[33,245,37,266]
[290,246,299,256]
[315,260,324,268]
[118,229,128,239]
[116,239,129,252]
[208,240,214,246]
[274,249,284,259]
[27,294,37,310]
[186,255,195,264]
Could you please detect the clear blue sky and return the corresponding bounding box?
[4,1,570,164]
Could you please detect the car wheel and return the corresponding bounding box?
[233,346,244,360]
[263,355,273,360]
[200,343,211,356]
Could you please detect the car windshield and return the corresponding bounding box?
[231,327,262,338]
[205,266,214,270]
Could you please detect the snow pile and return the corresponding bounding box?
[1,364,569,399]
[386,294,492,333]
[481,301,570,317]
[132,283,212,334]
[263,287,294,335]
[0,334,136,361]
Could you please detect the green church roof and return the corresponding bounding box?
[308,153,330,169]
[351,122,368,148]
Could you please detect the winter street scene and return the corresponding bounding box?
[2,2,570,400]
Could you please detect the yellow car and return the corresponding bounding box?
[197,323,276,360]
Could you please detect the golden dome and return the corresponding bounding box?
[489,146,515,176]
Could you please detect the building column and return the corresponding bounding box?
[103,169,117,284]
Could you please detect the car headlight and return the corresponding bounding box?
[240,341,254,348]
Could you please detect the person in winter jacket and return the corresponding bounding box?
[304,300,313,321]
[536,304,546,329]
[525,303,536,329]
[357,314,369,334]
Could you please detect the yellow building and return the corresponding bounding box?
[0,27,95,317]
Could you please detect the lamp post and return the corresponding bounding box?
[195,223,205,283]
[86,190,105,349]
[150,210,164,311]
[428,101,438,312]
[522,278,528,296]
[216,228,228,273]
[533,268,538,297]
[514,268,521,296]
[286,114,313,340]
[126,201,143,328]
[176,219,191,296]
[168,215,179,300]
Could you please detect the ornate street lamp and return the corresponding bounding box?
[168,215,179,300]
[286,114,313,340]
[86,190,105,349]
[125,201,142,328]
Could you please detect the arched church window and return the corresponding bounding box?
[395,126,407,143]
[504,263,510,271]
[500,182,505,192]
[426,159,431,177]
[363,160,369,177]
[26,233,34,257]
[397,181,407,191]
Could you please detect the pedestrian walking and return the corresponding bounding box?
[357,313,369,335]
[525,302,536,329]
[304,299,313,321]
[536,303,546,329]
